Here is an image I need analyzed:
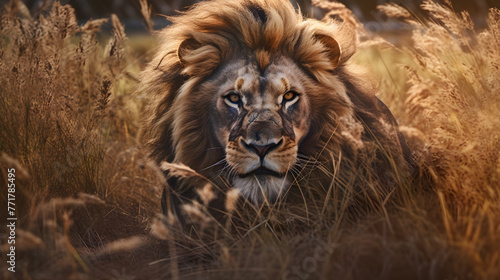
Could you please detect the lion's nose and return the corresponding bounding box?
[252,143,275,158]
[242,139,283,159]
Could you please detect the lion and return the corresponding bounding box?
[138,0,414,220]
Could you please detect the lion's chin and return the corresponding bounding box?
[232,175,291,204]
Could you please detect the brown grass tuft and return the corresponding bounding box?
[377,3,412,19]
[139,0,154,33]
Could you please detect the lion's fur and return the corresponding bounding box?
[138,0,411,205]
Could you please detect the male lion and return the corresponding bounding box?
[139,0,414,219]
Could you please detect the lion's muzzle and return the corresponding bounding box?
[242,108,284,158]
[239,108,294,173]
[223,105,297,203]
[225,107,297,179]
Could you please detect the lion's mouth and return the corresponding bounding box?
[238,166,286,178]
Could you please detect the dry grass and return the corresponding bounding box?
[1,0,499,279]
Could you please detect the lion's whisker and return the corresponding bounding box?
[201,158,227,172]
[205,147,225,151]
[217,165,231,178]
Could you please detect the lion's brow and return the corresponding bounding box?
[235,78,245,90]
[281,77,289,92]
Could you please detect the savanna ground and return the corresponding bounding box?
[1,0,499,279]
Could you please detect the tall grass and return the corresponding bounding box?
[0,1,161,279]
[1,0,499,279]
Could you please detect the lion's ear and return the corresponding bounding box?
[315,21,357,69]
[177,38,200,66]
[177,38,221,76]
[314,33,342,68]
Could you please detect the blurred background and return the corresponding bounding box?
[9,0,500,32]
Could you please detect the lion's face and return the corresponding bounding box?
[200,56,318,203]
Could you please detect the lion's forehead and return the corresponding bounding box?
[230,61,301,108]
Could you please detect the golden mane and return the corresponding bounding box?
[138,0,412,200]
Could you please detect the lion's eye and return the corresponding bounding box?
[228,94,240,103]
[224,93,242,108]
[283,91,295,101]
[282,91,299,109]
